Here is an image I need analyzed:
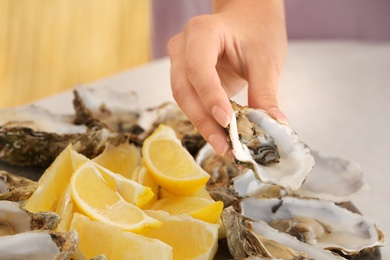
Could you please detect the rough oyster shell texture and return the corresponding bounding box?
[0,87,205,168]
[0,170,38,201]
[0,200,78,259]
[227,101,315,190]
[197,101,384,259]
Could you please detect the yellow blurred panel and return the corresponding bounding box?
[0,0,151,108]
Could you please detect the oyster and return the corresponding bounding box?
[0,200,77,259]
[195,143,241,206]
[239,197,385,255]
[227,101,314,190]
[0,200,60,235]
[0,97,126,167]
[222,206,344,259]
[233,169,285,199]
[73,87,143,138]
[0,170,37,201]
[0,230,78,260]
[288,151,369,203]
[233,151,369,203]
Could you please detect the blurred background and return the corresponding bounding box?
[1,0,389,107]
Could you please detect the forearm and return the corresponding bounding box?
[213,0,285,19]
[213,0,286,42]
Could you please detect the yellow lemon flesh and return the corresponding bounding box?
[93,142,141,179]
[70,161,160,232]
[93,163,154,208]
[71,213,173,260]
[142,125,210,196]
[132,164,159,209]
[152,196,223,224]
[142,210,219,260]
[24,144,87,212]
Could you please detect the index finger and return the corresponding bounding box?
[183,16,233,128]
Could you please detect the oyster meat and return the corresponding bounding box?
[227,101,314,190]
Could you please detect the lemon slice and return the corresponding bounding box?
[142,210,219,260]
[93,163,154,208]
[24,144,87,212]
[93,142,141,179]
[151,196,223,224]
[132,164,159,209]
[70,161,160,232]
[71,213,173,259]
[142,125,210,196]
[55,185,74,232]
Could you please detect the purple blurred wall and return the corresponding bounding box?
[152,0,390,59]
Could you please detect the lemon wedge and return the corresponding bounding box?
[142,210,219,260]
[71,213,173,259]
[142,125,210,196]
[70,161,160,232]
[93,142,141,179]
[24,144,87,212]
[151,196,223,224]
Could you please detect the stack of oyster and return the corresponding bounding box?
[197,101,385,259]
[0,88,385,259]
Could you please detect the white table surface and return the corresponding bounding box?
[36,40,390,259]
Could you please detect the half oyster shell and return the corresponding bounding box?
[222,206,344,259]
[288,151,369,203]
[0,200,60,235]
[0,170,37,201]
[0,230,78,260]
[227,101,314,190]
[0,200,77,259]
[239,197,385,255]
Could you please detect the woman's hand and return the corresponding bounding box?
[168,0,288,156]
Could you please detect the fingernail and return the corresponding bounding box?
[269,108,289,126]
[208,134,229,156]
[212,105,231,128]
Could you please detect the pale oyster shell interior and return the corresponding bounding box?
[240,197,385,255]
[222,206,344,259]
[0,201,77,259]
[229,107,314,190]
[0,105,86,134]
[289,151,369,203]
[0,200,59,235]
[232,151,369,203]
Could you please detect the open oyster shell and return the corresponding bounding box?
[227,101,314,190]
[0,200,60,235]
[197,143,369,203]
[0,170,37,201]
[288,151,369,203]
[0,230,78,260]
[239,197,385,255]
[222,206,344,259]
[0,92,126,168]
[0,200,77,259]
